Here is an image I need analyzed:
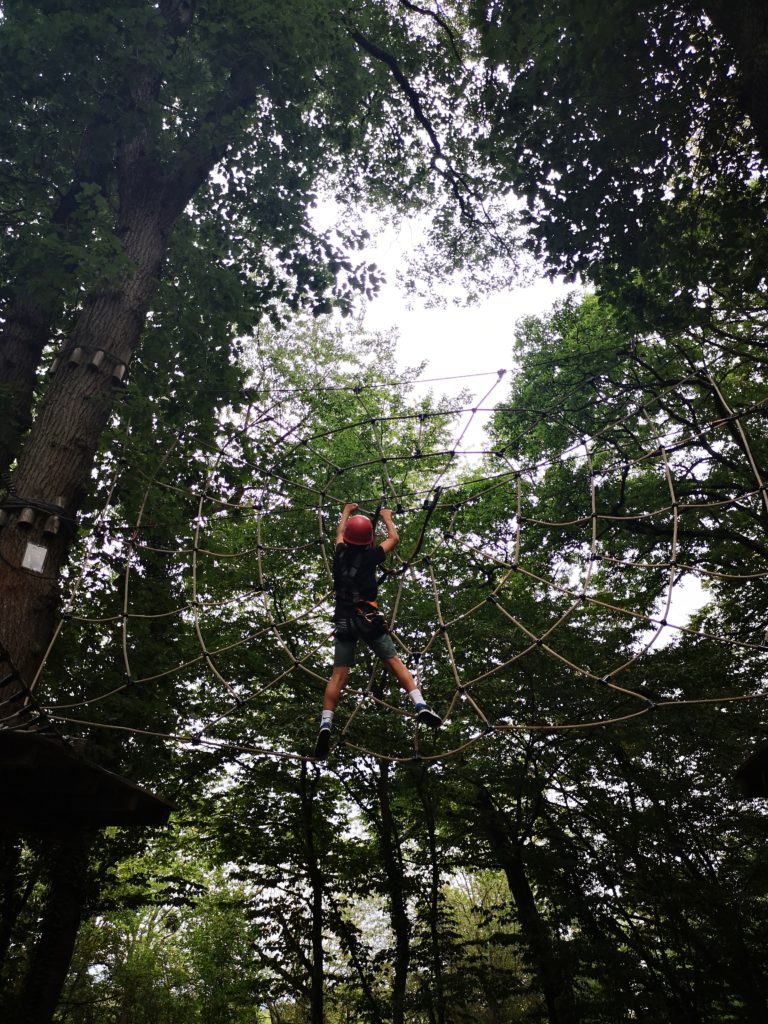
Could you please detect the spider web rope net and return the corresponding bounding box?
[12,362,768,766]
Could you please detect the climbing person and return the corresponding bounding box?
[314,502,441,759]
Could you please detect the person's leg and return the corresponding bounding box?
[323,665,350,712]
[315,641,354,758]
[382,655,416,693]
[379,651,442,728]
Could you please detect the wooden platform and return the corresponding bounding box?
[735,745,768,798]
[0,730,174,830]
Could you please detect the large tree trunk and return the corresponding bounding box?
[0,101,121,485]
[0,191,172,704]
[0,1,195,487]
[0,0,258,706]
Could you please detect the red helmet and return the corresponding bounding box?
[343,514,374,545]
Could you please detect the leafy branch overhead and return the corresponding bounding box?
[470,0,768,325]
[4,4,768,1024]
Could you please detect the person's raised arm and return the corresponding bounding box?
[379,508,399,553]
[335,502,359,544]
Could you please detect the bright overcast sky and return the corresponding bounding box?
[315,201,572,397]
[356,218,572,452]
[359,218,571,383]
[366,277,571,378]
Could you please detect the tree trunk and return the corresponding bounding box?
[0,6,259,704]
[0,0,208,693]
[0,292,58,484]
[0,1,197,487]
[0,191,171,692]
[14,830,95,1024]
[375,762,410,1024]
[299,764,325,1024]
[416,769,447,1024]
[470,783,578,1024]
[0,98,122,485]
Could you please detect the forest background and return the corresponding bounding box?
[2,2,768,1023]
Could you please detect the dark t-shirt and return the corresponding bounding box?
[333,543,386,618]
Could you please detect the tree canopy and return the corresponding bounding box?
[3,3,768,1024]
[469,1,768,327]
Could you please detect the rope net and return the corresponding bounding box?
[16,357,768,765]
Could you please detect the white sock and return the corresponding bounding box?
[408,689,426,707]
[320,710,333,728]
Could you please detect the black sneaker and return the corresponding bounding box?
[314,726,331,760]
[416,705,442,729]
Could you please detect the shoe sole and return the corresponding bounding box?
[314,729,331,759]
[417,709,442,729]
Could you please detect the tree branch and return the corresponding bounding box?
[348,27,467,214]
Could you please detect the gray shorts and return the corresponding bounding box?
[333,631,399,668]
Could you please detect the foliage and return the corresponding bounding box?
[21,299,765,1024]
[469,1,768,329]
[5,4,768,1023]
[57,839,268,1024]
